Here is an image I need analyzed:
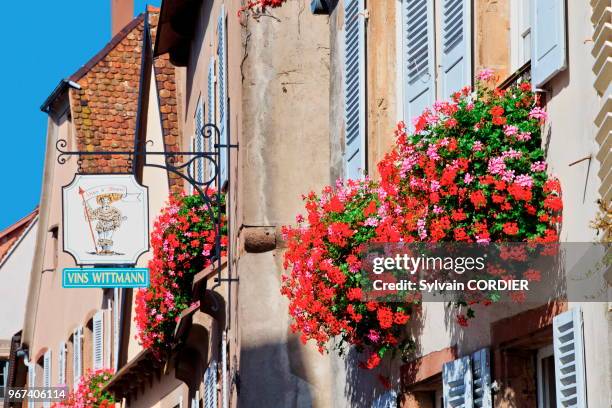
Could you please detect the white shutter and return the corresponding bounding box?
[179,395,184,408]
[553,307,587,407]
[27,363,35,408]
[204,360,218,408]
[217,7,228,185]
[58,342,66,385]
[43,350,51,408]
[343,0,366,179]
[207,58,216,184]
[402,0,436,127]
[113,288,120,372]
[73,326,82,384]
[531,0,567,88]
[443,355,473,407]
[440,0,472,97]
[195,100,205,184]
[372,390,397,407]
[471,348,492,408]
[93,311,104,370]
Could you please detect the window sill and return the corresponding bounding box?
[499,61,532,90]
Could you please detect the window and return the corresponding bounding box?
[58,342,67,386]
[217,6,228,187]
[343,0,366,179]
[511,0,532,70]
[0,360,8,399]
[536,345,557,408]
[92,311,104,370]
[43,351,51,408]
[203,360,217,408]
[400,0,472,127]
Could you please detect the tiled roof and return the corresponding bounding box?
[67,8,183,189]
[69,15,145,174]
[0,208,38,265]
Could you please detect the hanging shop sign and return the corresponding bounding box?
[62,174,149,265]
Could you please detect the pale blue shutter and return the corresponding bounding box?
[27,363,35,408]
[93,311,104,370]
[471,348,492,408]
[43,350,51,407]
[207,58,216,183]
[553,308,587,407]
[531,0,567,88]
[372,390,397,407]
[58,342,66,385]
[403,0,436,127]
[195,101,205,184]
[73,326,82,384]
[440,0,472,97]
[217,7,228,186]
[443,356,473,407]
[343,0,366,179]
[204,360,218,408]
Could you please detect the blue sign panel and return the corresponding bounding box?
[62,268,149,288]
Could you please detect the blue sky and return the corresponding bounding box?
[0,1,160,231]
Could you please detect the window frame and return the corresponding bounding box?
[536,344,556,408]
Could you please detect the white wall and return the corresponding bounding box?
[0,219,38,340]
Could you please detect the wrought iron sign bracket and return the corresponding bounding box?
[55,123,239,316]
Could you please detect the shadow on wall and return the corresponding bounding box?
[343,308,425,407]
[238,336,313,408]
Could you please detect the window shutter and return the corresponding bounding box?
[553,307,587,407]
[113,288,120,372]
[204,360,218,408]
[207,58,216,184]
[402,0,436,127]
[43,350,51,407]
[343,0,366,179]
[27,363,35,408]
[372,390,397,407]
[93,311,104,370]
[178,395,184,408]
[58,342,66,385]
[73,326,82,384]
[195,100,205,184]
[531,0,567,88]
[471,348,492,408]
[440,0,472,97]
[443,355,473,407]
[217,7,228,185]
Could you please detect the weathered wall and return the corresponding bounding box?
[474,0,511,80]
[238,1,335,406]
[366,0,398,172]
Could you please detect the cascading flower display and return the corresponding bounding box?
[135,193,227,357]
[51,369,115,408]
[282,71,562,369]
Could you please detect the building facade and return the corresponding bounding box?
[10,0,612,407]
[0,209,38,405]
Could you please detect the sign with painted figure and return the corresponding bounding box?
[62,174,149,265]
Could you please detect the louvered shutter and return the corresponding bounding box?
[471,348,492,408]
[343,0,366,179]
[113,288,120,372]
[443,355,473,407]
[402,0,436,127]
[553,308,587,407]
[58,342,66,385]
[440,0,472,97]
[217,7,228,185]
[207,58,216,184]
[43,350,51,407]
[372,390,397,407]
[531,0,567,88]
[195,100,205,184]
[93,311,104,370]
[204,360,218,408]
[178,395,184,408]
[27,363,35,408]
[73,326,82,384]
